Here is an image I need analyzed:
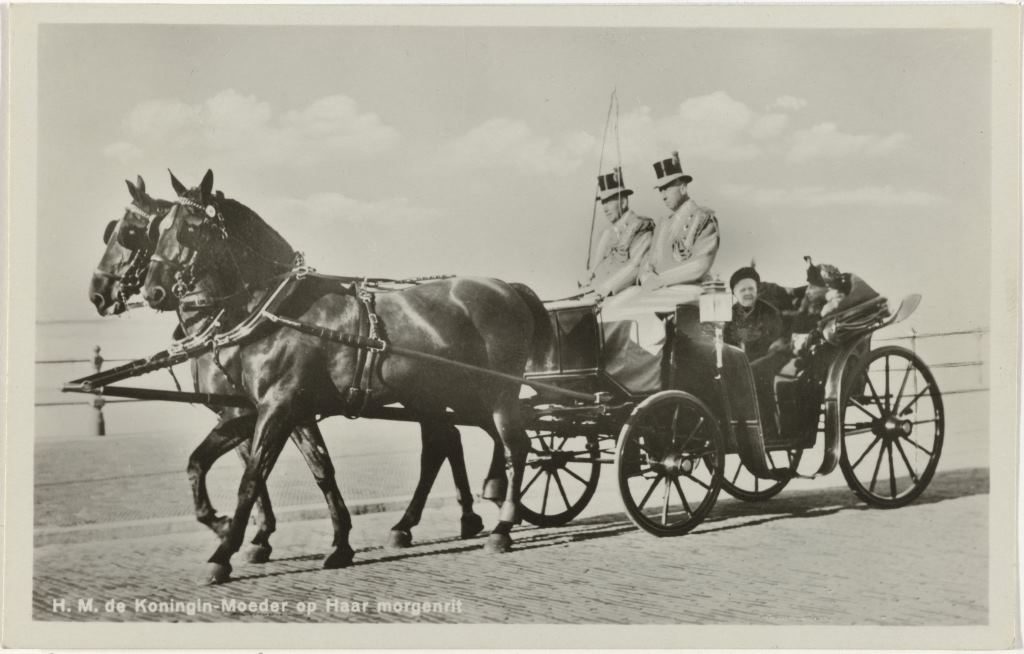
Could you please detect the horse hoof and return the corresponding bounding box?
[386,529,413,549]
[245,543,273,564]
[481,477,507,501]
[200,562,232,585]
[460,514,485,539]
[323,547,354,569]
[484,532,512,554]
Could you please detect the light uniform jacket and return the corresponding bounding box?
[640,197,719,288]
[587,210,655,297]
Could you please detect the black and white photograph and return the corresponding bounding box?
[2,3,1020,649]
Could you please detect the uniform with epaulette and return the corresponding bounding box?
[600,152,721,393]
[582,168,654,298]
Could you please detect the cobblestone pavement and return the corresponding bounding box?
[33,466,988,624]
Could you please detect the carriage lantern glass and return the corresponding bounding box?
[699,277,732,324]
[700,276,732,371]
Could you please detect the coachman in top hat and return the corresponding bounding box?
[580,167,654,299]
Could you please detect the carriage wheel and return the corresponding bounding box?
[518,431,602,527]
[839,346,944,508]
[720,449,803,502]
[616,391,724,537]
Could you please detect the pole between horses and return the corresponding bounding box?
[92,345,106,436]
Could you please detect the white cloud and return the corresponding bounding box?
[105,90,400,167]
[769,95,808,112]
[259,192,442,226]
[618,92,787,164]
[720,183,943,208]
[439,118,597,176]
[788,123,908,162]
[102,141,143,163]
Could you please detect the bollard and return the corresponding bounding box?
[92,345,106,436]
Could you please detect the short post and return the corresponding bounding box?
[92,345,106,436]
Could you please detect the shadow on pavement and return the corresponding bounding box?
[224,467,987,586]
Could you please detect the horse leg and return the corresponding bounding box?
[235,439,275,564]
[484,392,529,554]
[288,422,355,569]
[187,415,255,538]
[481,434,508,505]
[202,404,292,586]
[443,423,486,539]
[386,418,450,549]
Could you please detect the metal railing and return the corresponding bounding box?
[37,329,990,436]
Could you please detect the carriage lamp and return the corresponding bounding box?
[700,276,732,371]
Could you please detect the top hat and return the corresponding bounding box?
[652,151,693,189]
[596,167,634,203]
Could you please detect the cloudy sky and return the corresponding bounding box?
[37,25,990,333]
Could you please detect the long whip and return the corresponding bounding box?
[586,90,618,271]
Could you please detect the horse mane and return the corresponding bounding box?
[217,196,296,269]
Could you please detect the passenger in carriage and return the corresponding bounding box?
[724,266,794,413]
[599,152,721,393]
[579,167,654,299]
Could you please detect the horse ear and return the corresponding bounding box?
[136,175,146,194]
[125,179,139,201]
[200,170,214,200]
[169,169,187,197]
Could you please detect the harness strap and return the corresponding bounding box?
[341,284,385,418]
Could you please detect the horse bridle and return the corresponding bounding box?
[96,204,164,312]
[159,195,295,306]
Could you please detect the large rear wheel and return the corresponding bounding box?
[616,391,724,536]
[839,346,944,508]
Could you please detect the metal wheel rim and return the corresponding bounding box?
[616,392,724,537]
[840,346,944,507]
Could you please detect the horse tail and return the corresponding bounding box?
[509,282,553,370]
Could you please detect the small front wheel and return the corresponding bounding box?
[519,431,602,527]
[616,391,724,537]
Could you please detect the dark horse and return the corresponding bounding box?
[92,177,493,571]
[144,170,550,583]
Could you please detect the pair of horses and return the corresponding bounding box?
[90,171,551,584]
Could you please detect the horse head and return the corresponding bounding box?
[90,175,171,315]
[144,169,295,311]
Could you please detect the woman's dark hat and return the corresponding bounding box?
[730,266,760,290]
[596,166,633,202]
[652,151,693,189]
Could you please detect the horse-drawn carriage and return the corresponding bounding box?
[513,285,943,535]
[68,170,944,582]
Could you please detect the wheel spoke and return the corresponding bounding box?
[682,470,712,490]
[850,435,882,470]
[541,473,552,515]
[672,476,693,515]
[863,374,887,414]
[892,362,913,414]
[900,434,933,457]
[556,436,569,451]
[637,473,663,511]
[730,461,742,484]
[661,477,671,525]
[849,397,881,420]
[844,426,874,436]
[884,356,891,412]
[887,441,897,499]
[552,470,571,511]
[898,384,933,417]
[912,419,938,426]
[683,416,705,448]
[869,441,886,493]
[521,466,544,495]
[893,438,920,483]
[561,465,589,486]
